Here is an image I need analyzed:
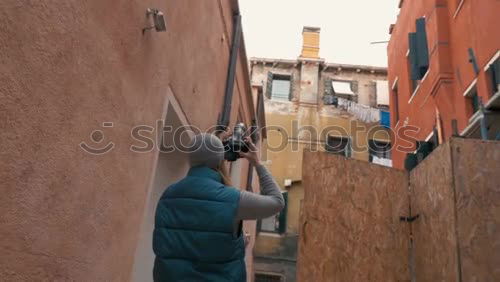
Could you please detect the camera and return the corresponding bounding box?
[223,123,250,162]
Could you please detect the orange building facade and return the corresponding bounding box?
[0,0,264,281]
[388,0,500,169]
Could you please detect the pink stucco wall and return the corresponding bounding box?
[0,0,259,280]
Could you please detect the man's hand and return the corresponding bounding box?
[215,128,232,143]
[240,137,261,166]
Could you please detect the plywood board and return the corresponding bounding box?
[451,138,500,281]
[410,142,460,282]
[298,151,409,282]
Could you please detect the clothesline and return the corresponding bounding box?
[337,97,381,123]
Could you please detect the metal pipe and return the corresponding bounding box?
[218,14,242,129]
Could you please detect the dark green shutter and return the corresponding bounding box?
[495,60,500,83]
[490,61,500,94]
[408,33,420,81]
[432,128,439,150]
[346,138,352,158]
[472,92,480,112]
[324,78,333,96]
[289,73,294,101]
[265,72,273,99]
[468,48,480,75]
[278,192,288,234]
[415,18,429,77]
[405,153,418,171]
[256,219,262,233]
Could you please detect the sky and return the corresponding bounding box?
[239,0,401,67]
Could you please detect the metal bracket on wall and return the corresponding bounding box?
[400,214,420,223]
[143,8,167,34]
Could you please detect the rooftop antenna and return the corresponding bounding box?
[370,41,390,45]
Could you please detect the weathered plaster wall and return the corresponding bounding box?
[264,111,391,188]
[0,0,259,281]
[298,61,321,104]
[298,151,409,282]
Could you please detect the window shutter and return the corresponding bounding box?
[324,78,333,96]
[415,18,429,77]
[472,92,480,113]
[405,153,418,171]
[408,33,420,80]
[323,78,338,105]
[490,61,500,94]
[432,127,439,149]
[265,72,273,99]
[278,192,288,234]
[289,73,294,101]
[257,219,262,233]
[351,80,359,94]
[494,60,500,83]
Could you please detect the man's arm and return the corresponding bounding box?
[236,163,284,220]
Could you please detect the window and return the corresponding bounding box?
[258,192,288,234]
[332,80,357,101]
[332,81,355,96]
[375,80,390,107]
[486,57,500,97]
[266,72,293,101]
[271,79,291,100]
[324,79,357,105]
[369,140,392,162]
[325,136,351,158]
[255,273,284,282]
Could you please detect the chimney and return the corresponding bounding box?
[300,26,321,59]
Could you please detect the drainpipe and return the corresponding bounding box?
[218,14,242,130]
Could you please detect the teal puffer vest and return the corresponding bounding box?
[153,166,246,282]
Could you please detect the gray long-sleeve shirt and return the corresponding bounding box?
[233,164,284,233]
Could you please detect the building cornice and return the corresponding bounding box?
[250,57,387,74]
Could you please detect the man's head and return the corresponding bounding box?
[187,133,225,169]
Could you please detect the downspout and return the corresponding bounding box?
[218,14,242,130]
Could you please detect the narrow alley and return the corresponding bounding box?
[1,0,499,281]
